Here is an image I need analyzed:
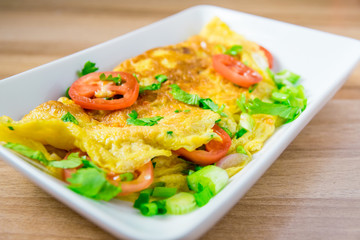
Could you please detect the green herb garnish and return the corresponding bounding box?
[61,112,79,125]
[139,74,168,93]
[199,98,227,117]
[224,45,243,56]
[167,131,173,136]
[99,73,122,85]
[169,84,201,105]
[127,110,163,126]
[170,84,227,117]
[77,61,98,77]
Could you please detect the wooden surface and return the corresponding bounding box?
[0,0,359,239]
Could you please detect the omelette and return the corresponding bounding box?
[0,18,306,211]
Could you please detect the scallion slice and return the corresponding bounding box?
[152,187,177,198]
[165,192,196,215]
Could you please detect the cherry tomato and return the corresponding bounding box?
[69,71,139,110]
[259,45,273,69]
[63,149,153,196]
[173,124,232,166]
[212,54,263,88]
[108,162,154,196]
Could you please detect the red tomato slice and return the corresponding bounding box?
[63,149,153,196]
[173,124,231,166]
[259,45,273,69]
[108,162,154,196]
[69,71,139,110]
[212,54,262,88]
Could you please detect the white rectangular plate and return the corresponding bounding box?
[0,5,359,240]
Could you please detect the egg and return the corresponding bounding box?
[0,17,277,187]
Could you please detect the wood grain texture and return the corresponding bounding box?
[0,0,359,239]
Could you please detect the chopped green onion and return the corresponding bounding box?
[183,109,190,113]
[152,187,177,198]
[248,84,258,93]
[187,165,228,195]
[134,192,150,209]
[174,109,181,113]
[235,128,247,139]
[152,200,167,215]
[274,70,300,88]
[194,186,213,207]
[167,131,173,136]
[8,126,14,131]
[219,126,232,138]
[165,192,196,215]
[140,203,158,216]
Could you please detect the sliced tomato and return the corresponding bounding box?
[259,45,273,69]
[173,124,231,166]
[69,71,139,110]
[212,54,262,88]
[108,162,154,196]
[63,149,153,196]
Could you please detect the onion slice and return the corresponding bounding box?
[216,153,249,169]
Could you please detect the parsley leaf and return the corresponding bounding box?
[8,126,14,131]
[155,74,168,83]
[224,45,243,56]
[169,84,201,106]
[65,87,71,99]
[61,112,79,125]
[199,98,227,117]
[167,131,173,136]
[99,73,122,85]
[128,110,138,119]
[127,110,163,126]
[170,84,228,117]
[77,61,99,77]
[139,74,168,94]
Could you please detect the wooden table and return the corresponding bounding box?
[0,0,359,239]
